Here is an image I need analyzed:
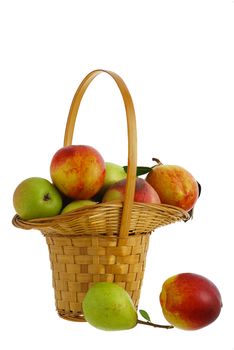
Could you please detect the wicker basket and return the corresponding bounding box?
[12,69,189,322]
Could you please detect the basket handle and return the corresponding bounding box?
[63,69,137,238]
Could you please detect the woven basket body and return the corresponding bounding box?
[12,69,189,321]
[46,233,150,321]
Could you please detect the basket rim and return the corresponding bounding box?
[12,201,190,232]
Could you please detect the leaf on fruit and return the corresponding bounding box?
[123,166,152,176]
[197,181,201,197]
[136,167,153,176]
[187,208,194,220]
[187,181,202,220]
[139,309,151,322]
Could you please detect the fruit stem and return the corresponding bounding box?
[137,319,174,329]
[152,158,163,165]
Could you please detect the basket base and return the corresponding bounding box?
[58,310,86,322]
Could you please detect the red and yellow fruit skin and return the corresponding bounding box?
[50,145,106,199]
[102,177,161,204]
[160,273,222,330]
[146,165,199,211]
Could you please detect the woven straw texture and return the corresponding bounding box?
[46,234,150,321]
[13,202,189,236]
[12,69,190,321]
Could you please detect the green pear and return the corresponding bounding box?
[96,162,127,199]
[61,199,97,214]
[104,162,127,186]
[82,282,138,331]
[13,177,63,220]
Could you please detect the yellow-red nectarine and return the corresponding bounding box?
[50,145,105,200]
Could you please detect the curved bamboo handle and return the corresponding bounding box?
[63,69,137,238]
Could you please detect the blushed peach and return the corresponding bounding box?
[146,162,199,211]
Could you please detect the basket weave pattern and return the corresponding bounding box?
[13,202,188,236]
[46,233,150,321]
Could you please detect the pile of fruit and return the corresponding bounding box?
[13,144,200,220]
[12,144,222,332]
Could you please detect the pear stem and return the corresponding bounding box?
[152,158,163,165]
[137,319,174,329]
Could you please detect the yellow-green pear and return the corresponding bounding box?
[82,282,138,331]
[104,162,127,187]
[96,162,127,199]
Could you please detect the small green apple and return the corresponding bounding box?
[13,177,63,220]
[61,199,97,214]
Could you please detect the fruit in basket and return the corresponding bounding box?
[61,199,97,214]
[160,273,222,330]
[99,162,127,195]
[13,177,63,220]
[102,177,161,204]
[83,282,137,331]
[146,159,199,211]
[50,145,106,199]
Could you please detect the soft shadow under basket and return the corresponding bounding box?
[12,69,189,321]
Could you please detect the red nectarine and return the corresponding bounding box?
[160,273,222,330]
[102,177,161,204]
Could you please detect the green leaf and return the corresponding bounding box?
[139,309,151,322]
[123,166,152,176]
[136,166,153,176]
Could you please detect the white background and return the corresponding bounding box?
[0,0,233,349]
